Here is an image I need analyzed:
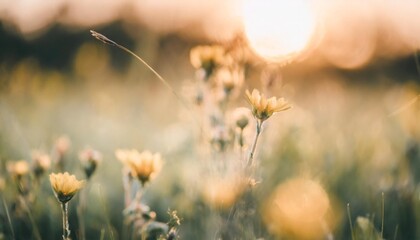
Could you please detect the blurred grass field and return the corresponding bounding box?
[0,11,419,240]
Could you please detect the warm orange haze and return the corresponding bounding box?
[0,0,419,240]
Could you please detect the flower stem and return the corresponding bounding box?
[61,202,71,240]
[246,119,263,167]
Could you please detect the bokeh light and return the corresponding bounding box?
[241,0,316,62]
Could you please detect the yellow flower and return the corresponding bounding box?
[7,160,30,178]
[245,89,291,121]
[49,172,84,203]
[190,45,227,78]
[115,149,163,185]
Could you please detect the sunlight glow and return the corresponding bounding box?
[242,0,316,62]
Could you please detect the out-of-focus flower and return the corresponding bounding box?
[31,150,51,177]
[55,136,71,156]
[245,89,291,121]
[7,160,30,178]
[79,148,102,179]
[190,45,228,78]
[49,172,84,203]
[202,174,246,209]
[263,178,332,240]
[232,107,251,130]
[115,149,163,186]
[216,66,244,95]
[210,125,233,152]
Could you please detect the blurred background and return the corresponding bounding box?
[0,0,419,239]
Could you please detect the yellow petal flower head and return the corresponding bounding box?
[49,172,84,203]
[245,89,291,121]
[115,149,163,186]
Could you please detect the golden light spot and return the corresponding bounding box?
[202,174,245,209]
[263,177,332,240]
[242,0,316,62]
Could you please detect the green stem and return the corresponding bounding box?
[246,119,263,167]
[381,192,384,239]
[347,203,355,240]
[77,184,87,240]
[239,128,244,161]
[61,202,70,240]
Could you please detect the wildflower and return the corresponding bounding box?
[31,151,51,178]
[217,66,244,95]
[55,136,71,156]
[7,160,30,178]
[210,126,233,152]
[190,45,227,78]
[79,148,101,179]
[54,136,71,171]
[49,172,84,203]
[245,89,291,121]
[115,149,163,186]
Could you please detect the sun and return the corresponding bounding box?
[241,0,317,62]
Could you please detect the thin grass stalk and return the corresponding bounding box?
[77,184,87,240]
[98,185,116,240]
[238,128,244,161]
[100,229,105,240]
[19,195,42,240]
[393,224,399,240]
[381,192,384,239]
[1,195,15,240]
[61,202,70,240]
[123,168,132,208]
[90,30,194,119]
[347,203,356,240]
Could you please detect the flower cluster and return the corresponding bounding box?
[190,45,229,78]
